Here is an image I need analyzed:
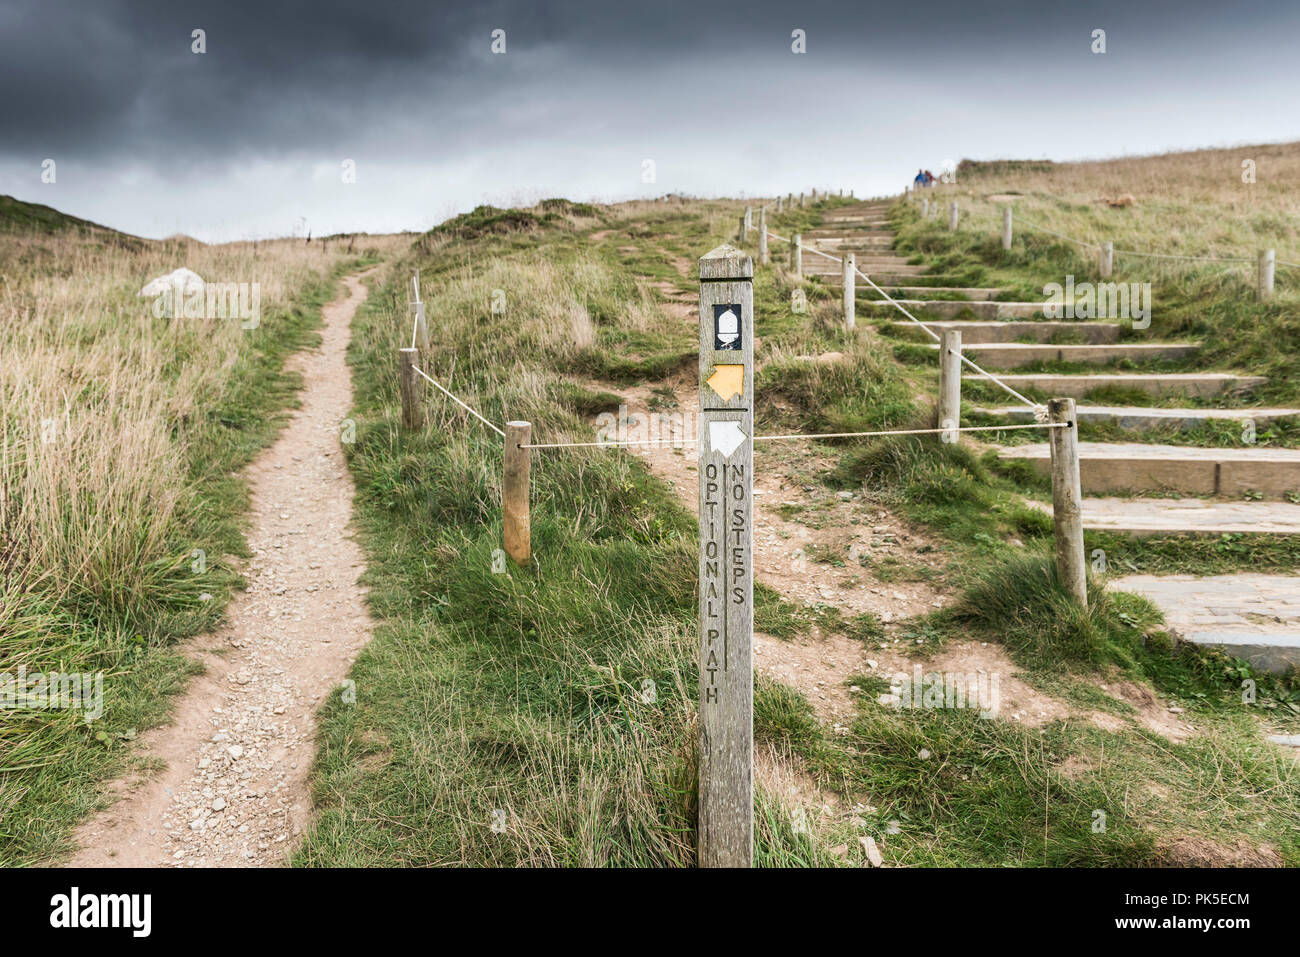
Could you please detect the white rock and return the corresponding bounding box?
[138,267,205,298]
[859,835,883,867]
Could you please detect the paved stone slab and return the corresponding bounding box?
[1025,496,1300,534]
[864,300,1057,319]
[974,372,1267,399]
[880,286,1004,301]
[1003,442,1300,496]
[936,341,1197,367]
[1108,572,1300,672]
[976,404,1300,429]
[922,321,1121,344]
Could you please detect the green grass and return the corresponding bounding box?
[294,196,1299,868]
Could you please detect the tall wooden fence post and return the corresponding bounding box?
[776,195,783,213]
[1048,398,1087,606]
[922,198,929,218]
[1259,248,1275,300]
[398,347,423,431]
[842,252,855,330]
[697,244,754,869]
[792,233,802,278]
[743,207,752,243]
[948,201,959,232]
[1002,207,1013,251]
[1099,241,1114,278]
[503,421,531,566]
[938,329,962,444]
[758,207,768,265]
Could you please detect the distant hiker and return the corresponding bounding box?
[923,169,936,187]
[914,169,926,189]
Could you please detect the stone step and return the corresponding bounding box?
[933,342,1199,369]
[828,271,932,284]
[1107,573,1300,673]
[810,241,898,252]
[804,230,894,241]
[821,214,894,223]
[1050,497,1300,535]
[999,442,1300,497]
[804,252,912,265]
[969,372,1267,399]
[974,405,1300,429]
[882,286,1004,301]
[862,299,1053,319]
[810,266,930,279]
[921,321,1121,344]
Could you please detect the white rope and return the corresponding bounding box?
[850,264,1043,413]
[410,365,506,437]
[520,421,1064,450]
[1017,216,1293,268]
[1114,248,1253,264]
[1017,218,1098,249]
[803,245,844,263]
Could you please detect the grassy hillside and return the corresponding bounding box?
[297,191,1299,867]
[908,144,1300,412]
[0,193,137,239]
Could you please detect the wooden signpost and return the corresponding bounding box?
[697,245,754,868]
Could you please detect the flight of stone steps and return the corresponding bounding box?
[798,197,1300,671]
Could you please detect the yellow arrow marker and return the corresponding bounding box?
[706,364,744,401]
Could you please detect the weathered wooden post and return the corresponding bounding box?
[938,329,962,444]
[503,421,531,566]
[1048,398,1087,606]
[743,207,752,243]
[948,201,959,232]
[777,195,783,213]
[1099,241,1114,279]
[811,188,818,202]
[1002,207,1013,251]
[798,192,805,208]
[842,251,855,330]
[922,197,929,218]
[398,347,423,431]
[758,207,768,266]
[1258,248,1275,300]
[792,233,802,278]
[697,244,754,869]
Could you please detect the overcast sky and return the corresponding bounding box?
[2,0,1297,242]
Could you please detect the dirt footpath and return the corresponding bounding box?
[69,271,378,867]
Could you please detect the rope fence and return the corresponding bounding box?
[519,420,1066,450]
[766,219,1045,414]
[396,197,1092,609]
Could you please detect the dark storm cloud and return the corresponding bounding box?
[7,0,1261,159]
[1,0,1296,239]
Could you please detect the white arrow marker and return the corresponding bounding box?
[709,420,747,458]
[717,308,739,346]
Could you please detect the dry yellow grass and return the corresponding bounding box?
[0,230,400,608]
[939,141,1300,270]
